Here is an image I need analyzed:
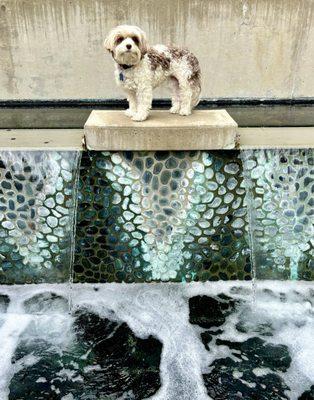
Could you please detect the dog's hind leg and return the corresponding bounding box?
[169,77,181,114]
[178,79,193,116]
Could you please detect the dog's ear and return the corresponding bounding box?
[138,28,149,56]
[104,28,116,53]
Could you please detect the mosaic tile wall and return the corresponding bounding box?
[0,149,312,284]
[0,151,81,284]
[74,151,251,283]
[242,149,314,280]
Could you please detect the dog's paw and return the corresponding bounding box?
[170,105,180,114]
[125,108,135,118]
[132,112,148,122]
[179,108,192,116]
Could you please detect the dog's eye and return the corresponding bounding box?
[132,36,139,45]
[116,36,123,44]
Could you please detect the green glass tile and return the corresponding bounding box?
[0,151,81,284]
[242,149,314,280]
[74,151,250,283]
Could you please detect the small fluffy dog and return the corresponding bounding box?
[104,25,201,121]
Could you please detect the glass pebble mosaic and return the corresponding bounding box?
[242,149,314,280]
[74,151,250,283]
[0,149,313,284]
[0,151,81,284]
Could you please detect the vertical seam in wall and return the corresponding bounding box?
[68,150,82,311]
[240,150,257,300]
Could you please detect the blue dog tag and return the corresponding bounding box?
[119,72,124,81]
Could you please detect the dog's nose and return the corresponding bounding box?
[126,44,132,50]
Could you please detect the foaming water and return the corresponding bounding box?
[72,284,211,400]
[0,282,313,400]
[0,314,31,399]
[0,285,72,399]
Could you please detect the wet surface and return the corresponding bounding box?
[0,282,313,400]
[9,310,162,399]
[74,150,250,283]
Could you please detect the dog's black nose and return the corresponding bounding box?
[126,44,132,50]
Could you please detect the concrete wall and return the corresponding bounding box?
[0,0,313,101]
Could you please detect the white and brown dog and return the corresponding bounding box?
[104,25,201,121]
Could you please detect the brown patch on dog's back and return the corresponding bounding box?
[147,48,171,71]
[168,46,190,59]
[168,46,201,88]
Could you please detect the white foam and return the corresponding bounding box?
[200,281,314,400]
[72,283,211,400]
[0,281,313,400]
[0,284,72,400]
[0,313,31,400]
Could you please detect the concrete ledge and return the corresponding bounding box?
[0,127,312,150]
[84,110,238,151]
[239,127,314,149]
[0,129,84,150]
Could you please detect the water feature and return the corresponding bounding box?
[0,151,81,284]
[0,282,313,399]
[242,149,313,281]
[0,149,313,399]
[75,151,249,283]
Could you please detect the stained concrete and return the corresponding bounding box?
[0,127,313,150]
[0,129,84,150]
[239,127,314,148]
[84,110,238,150]
[0,0,313,101]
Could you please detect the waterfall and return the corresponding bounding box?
[241,149,313,281]
[0,148,312,284]
[0,151,81,284]
[0,149,313,399]
[74,151,249,283]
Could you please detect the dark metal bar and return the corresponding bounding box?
[1,98,314,109]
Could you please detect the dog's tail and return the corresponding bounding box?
[191,83,201,108]
[191,77,201,108]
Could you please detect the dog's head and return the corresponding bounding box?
[104,25,148,66]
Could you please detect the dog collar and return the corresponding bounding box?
[118,64,134,70]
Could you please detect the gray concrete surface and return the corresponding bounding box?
[0,0,313,101]
[1,127,313,150]
[0,129,84,149]
[84,110,238,150]
[239,127,314,148]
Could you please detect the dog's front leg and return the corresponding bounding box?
[125,90,137,118]
[132,84,152,121]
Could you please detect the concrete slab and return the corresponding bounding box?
[0,129,84,150]
[84,110,238,150]
[239,127,314,149]
[0,127,312,151]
